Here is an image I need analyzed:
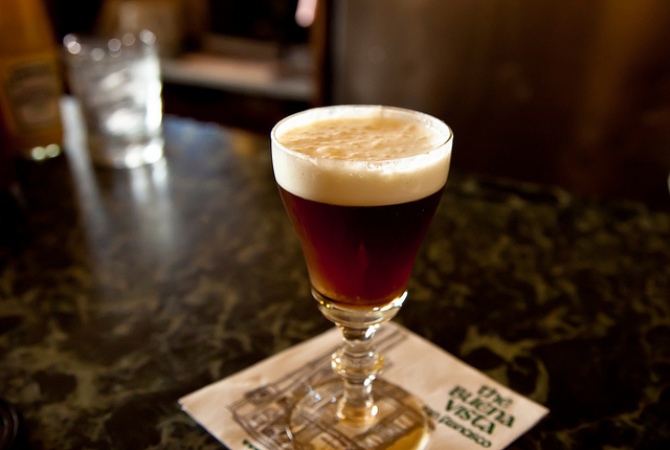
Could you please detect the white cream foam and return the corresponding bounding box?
[272,105,453,206]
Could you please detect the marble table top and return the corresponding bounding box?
[1,115,669,449]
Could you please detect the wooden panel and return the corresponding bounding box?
[324,0,670,208]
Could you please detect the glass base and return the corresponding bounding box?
[288,378,432,450]
[89,134,164,169]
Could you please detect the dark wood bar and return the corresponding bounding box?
[1,106,669,448]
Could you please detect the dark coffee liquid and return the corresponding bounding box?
[279,186,443,308]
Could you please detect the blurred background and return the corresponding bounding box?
[44,0,670,208]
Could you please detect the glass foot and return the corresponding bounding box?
[288,379,432,450]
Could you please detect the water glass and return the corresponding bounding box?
[63,31,164,168]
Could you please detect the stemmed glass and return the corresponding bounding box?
[272,105,453,449]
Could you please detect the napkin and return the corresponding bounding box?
[179,322,548,449]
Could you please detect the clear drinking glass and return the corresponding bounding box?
[63,31,164,168]
[272,105,453,449]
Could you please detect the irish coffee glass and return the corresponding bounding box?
[272,105,453,449]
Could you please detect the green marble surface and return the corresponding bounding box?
[1,116,669,449]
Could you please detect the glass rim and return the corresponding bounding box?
[271,104,453,164]
[63,30,157,58]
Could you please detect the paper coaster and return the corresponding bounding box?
[179,322,548,449]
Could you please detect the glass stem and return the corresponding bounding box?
[332,324,384,426]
